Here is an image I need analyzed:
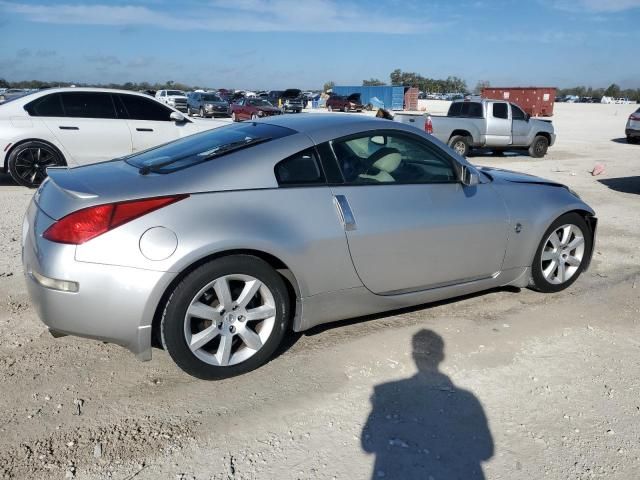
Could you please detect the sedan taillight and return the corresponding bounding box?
[43,195,188,245]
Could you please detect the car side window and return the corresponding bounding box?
[331,133,457,185]
[511,104,526,120]
[492,103,508,119]
[59,92,117,119]
[275,148,325,186]
[118,94,173,121]
[24,93,64,117]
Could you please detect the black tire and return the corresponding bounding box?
[529,135,549,158]
[199,107,207,118]
[448,135,471,157]
[8,140,65,188]
[231,112,238,122]
[161,255,290,380]
[531,213,592,293]
[187,107,193,117]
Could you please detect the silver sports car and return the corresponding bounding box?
[22,114,596,379]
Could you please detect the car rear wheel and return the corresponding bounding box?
[531,213,592,293]
[8,141,65,188]
[448,135,470,157]
[161,255,290,380]
[529,135,549,158]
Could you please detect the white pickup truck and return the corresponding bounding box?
[397,99,556,158]
[155,89,189,113]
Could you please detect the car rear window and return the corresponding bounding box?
[125,122,295,173]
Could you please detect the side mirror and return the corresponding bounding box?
[170,111,185,122]
[460,165,479,186]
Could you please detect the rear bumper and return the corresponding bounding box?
[22,200,174,361]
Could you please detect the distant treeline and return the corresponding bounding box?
[556,84,639,101]
[360,70,468,93]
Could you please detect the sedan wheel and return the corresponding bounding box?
[531,213,592,293]
[231,112,237,122]
[161,255,290,379]
[251,113,258,120]
[8,141,65,188]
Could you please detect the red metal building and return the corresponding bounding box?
[482,87,556,117]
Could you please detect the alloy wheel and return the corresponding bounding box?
[453,141,466,156]
[12,146,62,186]
[183,274,276,367]
[540,224,585,284]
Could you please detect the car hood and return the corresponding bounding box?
[478,166,564,187]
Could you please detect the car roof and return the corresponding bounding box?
[259,113,396,136]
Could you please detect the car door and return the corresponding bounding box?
[40,92,133,165]
[116,93,185,152]
[510,103,530,146]
[485,102,512,146]
[327,131,509,295]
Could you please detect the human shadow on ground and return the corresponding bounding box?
[361,329,494,480]
[598,176,640,195]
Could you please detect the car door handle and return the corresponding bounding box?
[333,194,357,231]
[59,126,79,130]
[136,128,154,132]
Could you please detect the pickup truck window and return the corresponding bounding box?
[447,102,483,118]
[511,104,526,120]
[492,103,508,119]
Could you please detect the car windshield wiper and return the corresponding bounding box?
[138,136,271,175]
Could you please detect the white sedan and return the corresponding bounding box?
[0,87,227,187]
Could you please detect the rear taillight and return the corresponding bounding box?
[630,114,640,121]
[43,195,188,245]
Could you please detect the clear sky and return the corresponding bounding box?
[0,0,639,90]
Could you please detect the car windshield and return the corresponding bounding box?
[202,94,223,102]
[248,99,272,106]
[125,122,295,173]
[166,90,184,96]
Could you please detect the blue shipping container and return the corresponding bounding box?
[332,86,406,111]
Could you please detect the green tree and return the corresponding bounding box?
[604,83,621,98]
[323,81,335,93]
[362,78,386,86]
[474,80,490,94]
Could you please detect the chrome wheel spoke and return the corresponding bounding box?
[548,231,561,249]
[216,335,233,366]
[189,325,220,351]
[543,259,558,279]
[559,225,572,245]
[557,260,566,282]
[541,250,555,261]
[566,255,581,267]
[567,236,584,250]
[236,279,261,308]
[187,301,220,321]
[238,327,262,350]
[245,305,275,321]
[213,277,233,310]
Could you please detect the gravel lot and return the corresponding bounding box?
[0,102,639,479]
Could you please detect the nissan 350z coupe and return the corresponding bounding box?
[22,114,597,379]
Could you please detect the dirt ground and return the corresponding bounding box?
[0,102,639,479]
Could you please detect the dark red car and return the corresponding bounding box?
[326,93,364,112]
[230,98,282,122]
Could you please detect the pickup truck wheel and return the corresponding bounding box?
[529,136,549,158]
[448,135,470,157]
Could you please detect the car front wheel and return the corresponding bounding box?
[161,255,290,379]
[531,213,592,293]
